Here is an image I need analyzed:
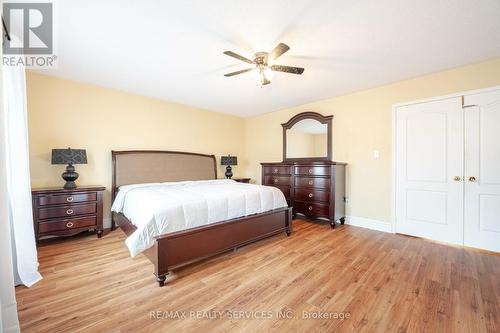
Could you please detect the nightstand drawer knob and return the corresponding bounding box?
[308,206,313,211]
[66,209,74,215]
[274,178,279,183]
[66,196,74,202]
[308,193,313,198]
[308,169,313,174]
[66,222,74,228]
[274,168,278,173]
[308,180,314,185]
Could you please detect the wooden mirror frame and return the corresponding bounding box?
[281,111,333,162]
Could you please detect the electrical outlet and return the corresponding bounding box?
[344,197,349,204]
[373,150,380,159]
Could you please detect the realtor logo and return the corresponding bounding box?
[3,2,53,54]
[2,2,56,67]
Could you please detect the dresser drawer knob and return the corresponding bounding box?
[308,180,314,185]
[66,196,74,202]
[274,178,279,183]
[308,193,313,198]
[274,168,278,173]
[308,169,313,174]
[308,206,313,211]
[66,209,74,215]
[66,222,74,228]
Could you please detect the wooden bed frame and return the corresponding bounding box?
[111,150,293,287]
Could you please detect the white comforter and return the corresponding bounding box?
[111,179,287,257]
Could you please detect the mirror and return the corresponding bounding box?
[286,119,328,158]
[282,112,332,161]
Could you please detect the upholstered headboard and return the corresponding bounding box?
[111,150,217,200]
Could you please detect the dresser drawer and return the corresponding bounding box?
[267,185,291,199]
[263,175,291,187]
[294,166,331,176]
[295,188,330,203]
[38,203,97,220]
[38,192,97,206]
[263,166,291,175]
[294,201,330,218]
[295,176,331,189]
[38,216,97,234]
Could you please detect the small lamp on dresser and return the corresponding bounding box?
[51,148,87,189]
[221,155,237,179]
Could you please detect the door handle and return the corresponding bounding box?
[468,176,477,182]
[453,176,461,182]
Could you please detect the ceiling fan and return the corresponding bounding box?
[223,43,304,86]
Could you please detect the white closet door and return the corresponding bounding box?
[395,97,464,244]
[464,90,500,252]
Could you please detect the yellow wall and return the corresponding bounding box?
[26,72,246,220]
[243,58,500,224]
[27,58,500,226]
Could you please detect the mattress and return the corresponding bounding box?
[111,179,288,257]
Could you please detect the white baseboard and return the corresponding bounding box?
[103,218,112,229]
[345,216,393,233]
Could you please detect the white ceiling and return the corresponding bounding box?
[35,0,500,117]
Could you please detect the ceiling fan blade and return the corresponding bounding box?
[223,51,254,64]
[270,65,304,75]
[268,43,290,61]
[224,68,254,77]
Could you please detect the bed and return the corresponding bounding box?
[111,150,293,286]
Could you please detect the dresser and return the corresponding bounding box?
[31,186,105,241]
[261,161,346,228]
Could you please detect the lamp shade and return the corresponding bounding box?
[51,148,87,165]
[221,155,237,166]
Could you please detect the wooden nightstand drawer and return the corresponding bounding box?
[32,186,105,241]
[38,216,97,234]
[233,178,251,183]
[38,192,97,206]
[38,203,96,220]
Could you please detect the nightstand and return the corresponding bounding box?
[232,178,251,183]
[31,186,105,241]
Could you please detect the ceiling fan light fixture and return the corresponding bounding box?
[252,65,273,86]
[223,42,303,86]
[263,66,274,80]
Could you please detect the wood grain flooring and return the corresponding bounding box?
[16,220,500,333]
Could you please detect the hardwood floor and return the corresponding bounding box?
[16,220,500,332]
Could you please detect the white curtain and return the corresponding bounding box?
[0,58,21,333]
[2,55,42,287]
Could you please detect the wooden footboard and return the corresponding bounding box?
[113,207,293,286]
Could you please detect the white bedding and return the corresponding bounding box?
[111,179,287,257]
